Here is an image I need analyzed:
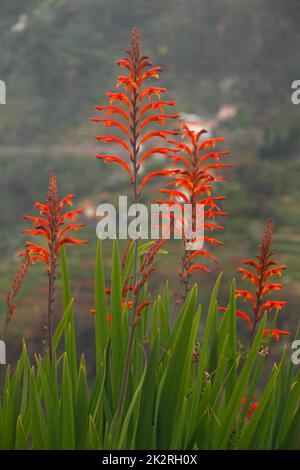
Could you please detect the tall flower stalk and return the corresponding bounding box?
[3,251,31,337]
[219,220,289,344]
[20,173,87,360]
[92,28,179,433]
[159,124,230,304]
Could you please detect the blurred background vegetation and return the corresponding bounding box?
[0,0,299,360]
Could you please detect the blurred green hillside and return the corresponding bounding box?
[0,0,300,355]
[1,0,300,144]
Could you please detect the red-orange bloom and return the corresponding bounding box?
[19,173,87,360]
[20,173,87,268]
[241,396,260,422]
[4,251,31,336]
[221,220,287,339]
[92,28,179,197]
[263,328,289,342]
[159,124,230,302]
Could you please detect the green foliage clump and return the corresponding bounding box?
[0,241,299,450]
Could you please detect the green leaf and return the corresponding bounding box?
[186,273,222,444]
[30,368,47,450]
[135,334,159,449]
[53,299,74,353]
[61,354,75,450]
[95,240,109,367]
[158,285,200,448]
[238,359,282,449]
[88,415,99,450]
[117,358,147,450]
[15,416,28,450]
[60,247,77,390]
[75,356,89,449]
[225,279,237,403]
[214,314,267,449]
[110,239,125,408]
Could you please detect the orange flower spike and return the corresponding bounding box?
[21,174,87,268]
[21,173,87,360]
[93,28,179,198]
[4,251,31,336]
[232,220,287,339]
[159,124,230,303]
[94,30,179,425]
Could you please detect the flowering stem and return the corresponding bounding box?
[19,172,86,360]
[250,227,269,347]
[250,276,263,347]
[47,245,56,362]
[46,178,58,362]
[95,28,177,438]
[176,147,197,307]
[174,248,190,310]
[3,251,31,339]
[114,84,140,439]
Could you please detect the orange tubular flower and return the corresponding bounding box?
[20,173,87,359]
[263,328,289,342]
[220,220,288,341]
[159,124,230,303]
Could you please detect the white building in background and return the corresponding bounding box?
[216,104,237,122]
[179,113,217,138]
[10,14,29,34]
[0,80,6,104]
[0,341,6,365]
[178,105,237,137]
